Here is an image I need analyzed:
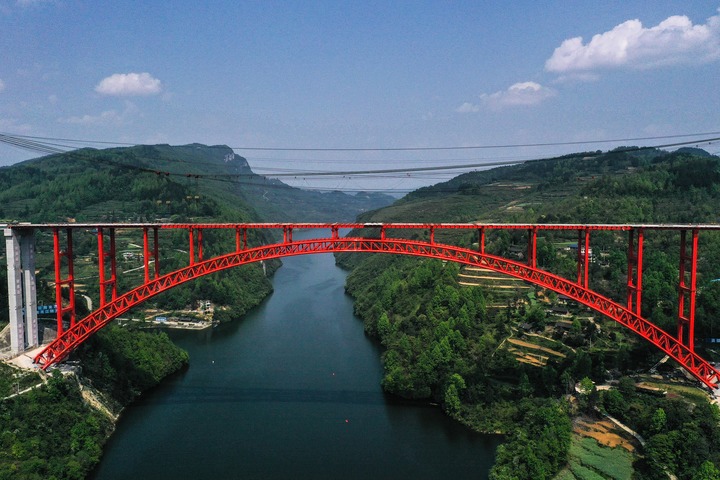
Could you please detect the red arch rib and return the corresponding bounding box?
[34,237,720,389]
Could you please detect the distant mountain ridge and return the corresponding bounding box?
[359,146,720,224]
[0,143,394,223]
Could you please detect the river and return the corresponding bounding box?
[91,230,500,479]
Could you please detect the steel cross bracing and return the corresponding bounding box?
[4,222,718,390]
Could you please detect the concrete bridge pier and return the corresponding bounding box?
[4,228,38,354]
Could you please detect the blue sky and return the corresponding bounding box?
[1,1,719,192]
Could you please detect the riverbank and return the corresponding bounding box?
[120,317,212,331]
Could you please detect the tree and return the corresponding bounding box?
[377,312,393,341]
[650,408,667,435]
[444,374,466,415]
[571,351,592,380]
[602,389,627,419]
[693,461,720,480]
[518,372,533,397]
[643,433,677,476]
[618,376,636,397]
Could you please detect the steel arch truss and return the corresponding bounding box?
[34,236,720,389]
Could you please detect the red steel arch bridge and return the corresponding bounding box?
[3,222,720,390]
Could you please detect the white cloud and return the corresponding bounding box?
[58,101,139,126]
[546,10,720,73]
[455,102,480,113]
[95,72,162,96]
[0,79,5,93]
[552,72,600,84]
[457,82,555,112]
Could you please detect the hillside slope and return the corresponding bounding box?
[0,143,393,223]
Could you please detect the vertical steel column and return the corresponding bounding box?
[197,228,203,261]
[577,229,590,288]
[527,227,537,269]
[626,228,644,316]
[153,227,160,278]
[53,228,63,335]
[283,226,292,244]
[98,227,118,306]
[142,227,159,282]
[143,227,150,284]
[429,227,435,244]
[66,229,76,328]
[109,228,117,301]
[53,228,76,332]
[98,228,106,307]
[478,227,485,255]
[331,225,339,240]
[189,227,195,265]
[236,227,248,251]
[678,229,699,350]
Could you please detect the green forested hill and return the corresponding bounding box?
[362,147,720,223]
[341,147,720,479]
[0,143,393,223]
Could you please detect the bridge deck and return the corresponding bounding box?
[5,222,720,231]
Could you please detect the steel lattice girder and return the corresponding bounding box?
[34,238,720,390]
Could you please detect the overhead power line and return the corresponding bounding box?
[3,130,720,153]
[1,132,719,193]
[229,131,720,152]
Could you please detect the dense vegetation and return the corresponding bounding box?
[342,147,720,478]
[599,378,720,479]
[0,371,112,480]
[73,325,189,411]
[0,326,187,479]
[346,255,582,477]
[0,143,392,224]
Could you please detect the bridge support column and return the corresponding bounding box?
[98,227,118,307]
[678,229,698,350]
[53,228,76,335]
[477,228,485,255]
[188,227,203,265]
[577,229,590,288]
[527,227,537,269]
[4,228,38,354]
[142,227,160,283]
[236,227,247,251]
[626,229,644,316]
